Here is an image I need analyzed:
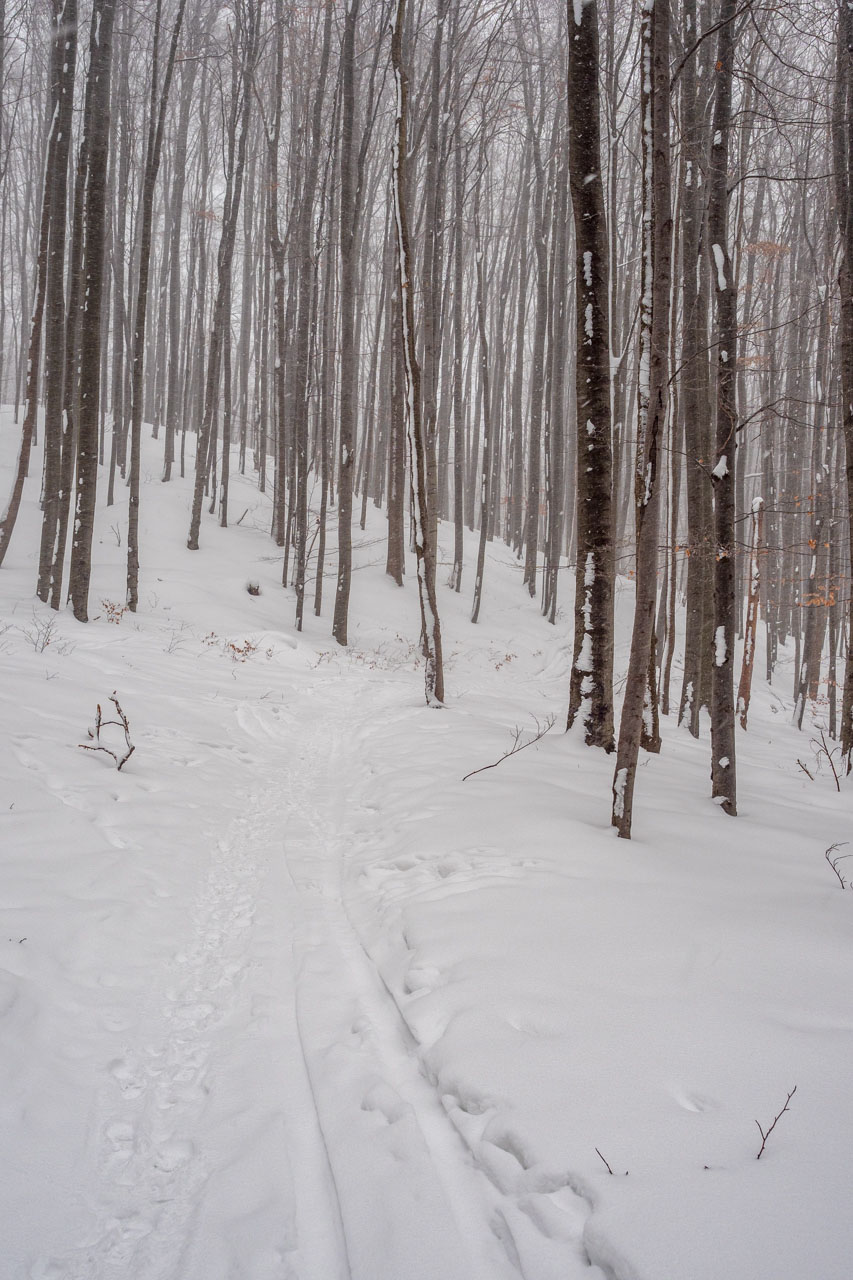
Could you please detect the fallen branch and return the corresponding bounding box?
[79,693,135,771]
[462,714,556,782]
[755,1085,797,1160]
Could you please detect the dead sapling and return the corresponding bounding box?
[79,693,135,771]
[811,728,843,792]
[755,1085,797,1160]
[463,714,556,782]
[825,843,851,889]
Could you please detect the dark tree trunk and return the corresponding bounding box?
[36,0,78,600]
[566,0,615,750]
[707,0,739,814]
[333,0,360,644]
[68,0,118,622]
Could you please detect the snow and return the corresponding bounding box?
[712,243,727,290]
[715,624,728,666]
[712,454,729,479]
[2,414,853,1280]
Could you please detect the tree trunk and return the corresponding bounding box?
[68,0,118,622]
[391,0,444,706]
[333,0,360,644]
[707,0,739,815]
[127,0,187,610]
[566,0,615,749]
[612,0,671,837]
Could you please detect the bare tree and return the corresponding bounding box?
[707,0,739,815]
[565,0,615,751]
[391,0,444,706]
[612,0,672,838]
[68,0,118,622]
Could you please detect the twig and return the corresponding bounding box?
[796,759,814,781]
[79,693,135,771]
[462,714,556,782]
[825,843,851,890]
[595,1147,614,1175]
[811,728,842,792]
[755,1085,797,1160]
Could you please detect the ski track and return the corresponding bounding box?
[27,671,599,1280]
[275,675,600,1280]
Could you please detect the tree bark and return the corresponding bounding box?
[612,0,671,837]
[707,0,739,814]
[68,0,118,622]
[391,0,444,706]
[566,0,615,749]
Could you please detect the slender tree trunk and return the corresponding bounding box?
[612,0,671,837]
[833,0,853,762]
[391,0,444,706]
[68,0,118,622]
[737,498,763,729]
[127,0,187,610]
[187,3,257,552]
[333,0,360,643]
[36,0,78,600]
[707,0,739,814]
[163,52,198,483]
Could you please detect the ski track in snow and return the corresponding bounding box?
[25,670,599,1280]
[265,676,599,1280]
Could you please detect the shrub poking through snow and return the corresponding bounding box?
[79,693,135,771]
[100,599,128,625]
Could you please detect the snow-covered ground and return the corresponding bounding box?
[2,415,852,1280]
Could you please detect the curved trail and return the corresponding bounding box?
[274,678,521,1280]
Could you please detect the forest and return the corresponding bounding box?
[2,3,853,1277]
[1,0,850,835]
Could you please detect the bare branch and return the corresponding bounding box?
[825,844,851,890]
[755,1086,797,1160]
[462,714,555,782]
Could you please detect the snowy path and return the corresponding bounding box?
[29,751,349,1280]
[271,680,523,1280]
[23,670,592,1280]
